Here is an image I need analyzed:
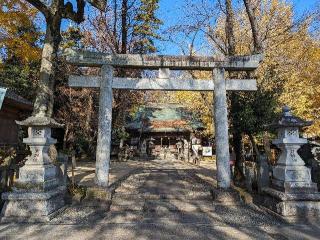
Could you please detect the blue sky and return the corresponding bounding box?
[61,0,319,55]
[154,0,319,54]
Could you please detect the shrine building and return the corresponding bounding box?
[125,103,204,155]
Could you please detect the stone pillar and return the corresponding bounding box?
[1,121,65,222]
[95,65,113,187]
[214,68,231,189]
[141,139,147,157]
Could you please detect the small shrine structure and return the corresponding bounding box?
[125,103,204,156]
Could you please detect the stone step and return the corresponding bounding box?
[144,199,214,213]
[120,181,145,188]
[113,192,212,201]
[104,211,214,224]
[115,187,144,194]
[110,197,214,212]
[110,200,145,211]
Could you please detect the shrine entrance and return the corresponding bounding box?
[66,50,262,189]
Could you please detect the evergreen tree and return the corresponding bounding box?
[133,0,162,53]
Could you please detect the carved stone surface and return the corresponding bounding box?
[244,161,257,192]
[257,155,270,193]
[270,107,315,192]
[140,140,147,155]
[262,187,320,219]
[1,125,65,222]
[16,116,64,128]
[1,186,65,222]
[14,127,59,191]
[183,139,189,161]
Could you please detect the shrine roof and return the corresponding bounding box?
[0,85,33,111]
[126,103,204,133]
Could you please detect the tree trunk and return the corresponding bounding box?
[230,92,245,179]
[85,95,93,132]
[233,129,244,178]
[63,124,69,150]
[243,0,263,54]
[249,133,261,161]
[225,0,236,55]
[113,0,119,52]
[121,0,128,54]
[263,131,272,162]
[32,17,62,118]
[225,0,245,180]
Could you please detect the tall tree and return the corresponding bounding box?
[225,0,236,55]
[121,0,128,54]
[133,0,162,53]
[224,0,246,179]
[23,0,106,119]
[243,0,263,54]
[83,0,162,130]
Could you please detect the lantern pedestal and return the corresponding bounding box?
[262,187,320,221]
[262,107,320,221]
[1,117,66,222]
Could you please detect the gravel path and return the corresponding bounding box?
[1,159,319,240]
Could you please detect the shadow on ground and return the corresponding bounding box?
[1,159,320,240]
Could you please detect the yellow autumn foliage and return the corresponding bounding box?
[0,0,41,63]
[174,90,214,136]
[173,0,319,137]
[278,29,320,136]
[173,70,214,136]
[211,0,320,136]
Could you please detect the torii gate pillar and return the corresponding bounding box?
[95,65,113,187]
[214,68,231,189]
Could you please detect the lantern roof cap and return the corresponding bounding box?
[269,106,312,128]
[16,116,64,128]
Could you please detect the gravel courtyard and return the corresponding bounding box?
[1,159,320,240]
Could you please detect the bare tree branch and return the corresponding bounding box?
[26,0,50,17]
[62,0,85,24]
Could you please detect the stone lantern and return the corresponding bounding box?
[262,106,320,220]
[1,117,65,222]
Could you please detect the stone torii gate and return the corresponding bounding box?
[65,50,262,189]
